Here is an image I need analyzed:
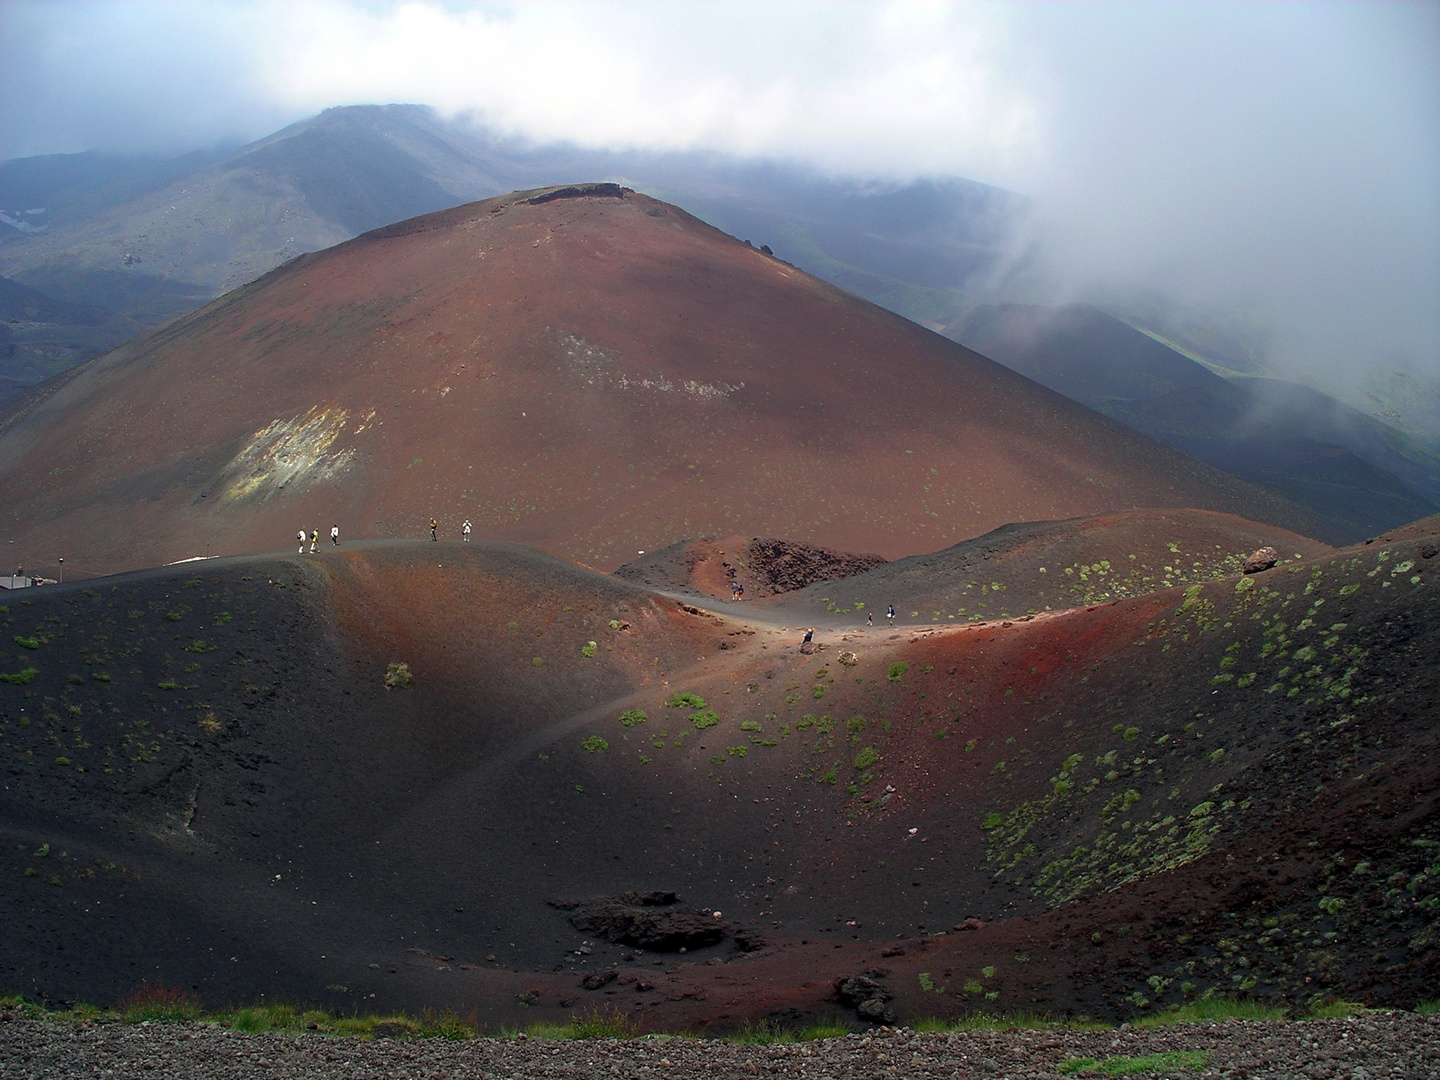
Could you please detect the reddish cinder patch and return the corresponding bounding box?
[0,188,1315,580]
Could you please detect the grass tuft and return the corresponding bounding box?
[1306,999,1367,1020]
[915,1010,1095,1033]
[1059,1050,1208,1075]
[117,982,202,1023]
[1136,997,1288,1027]
[1415,999,1440,1015]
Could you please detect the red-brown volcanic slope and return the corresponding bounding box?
[0,185,1315,579]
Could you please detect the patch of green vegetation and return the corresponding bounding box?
[854,747,879,770]
[1136,996,1288,1027]
[1306,1000,1367,1019]
[667,692,707,709]
[117,983,203,1023]
[739,719,763,733]
[384,661,414,689]
[581,736,609,754]
[915,1011,1095,1032]
[1059,1051,1208,1075]
[816,765,839,785]
[187,640,217,653]
[156,680,177,691]
[689,709,720,730]
[1415,999,1440,1015]
[887,661,908,683]
[0,667,37,685]
[580,641,597,658]
[165,612,182,622]
[619,709,646,727]
[13,636,39,649]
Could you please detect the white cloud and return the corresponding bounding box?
[1,0,1436,379]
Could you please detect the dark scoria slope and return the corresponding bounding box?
[754,507,1331,626]
[0,185,1318,579]
[0,518,1435,1027]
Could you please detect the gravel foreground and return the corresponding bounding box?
[3,1013,1438,1080]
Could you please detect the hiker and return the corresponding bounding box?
[730,580,741,600]
[887,605,895,626]
[430,518,438,542]
[330,525,339,545]
[462,519,472,542]
[867,611,873,627]
[309,529,319,553]
[297,529,306,554]
[802,627,814,645]
[736,582,745,600]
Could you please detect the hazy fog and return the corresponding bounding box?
[2,0,1436,383]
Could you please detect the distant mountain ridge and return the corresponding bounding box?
[951,302,1440,542]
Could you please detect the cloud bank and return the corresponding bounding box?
[2,0,1436,380]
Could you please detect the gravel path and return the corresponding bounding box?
[3,1013,1437,1079]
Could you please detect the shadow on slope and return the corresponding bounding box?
[0,515,1435,1028]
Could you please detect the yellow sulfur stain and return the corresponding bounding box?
[217,406,356,502]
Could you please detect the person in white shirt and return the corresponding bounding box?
[462,519,472,542]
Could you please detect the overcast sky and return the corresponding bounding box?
[2,0,1437,382]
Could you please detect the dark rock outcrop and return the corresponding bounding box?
[563,893,731,952]
[834,969,896,1024]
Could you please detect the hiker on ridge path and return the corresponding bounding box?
[330,525,339,545]
[462,519,472,542]
[309,529,319,554]
[887,605,895,626]
[430,518,438,542]
[802,627,814,645]
[297,529,306,554]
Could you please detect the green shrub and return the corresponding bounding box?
[854,747,879,770]
[384,661,414,689]
[581,736,609,754]
[667,692,707,709]
[690,709,720,730]
[156,680,177,691]
[739,719,763,733]
[581,641,597,658]
[92,672,110,682]
[618,709,647,727]
[13,636,38,649]
[887,662,908,683]
[0,668,37,685]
